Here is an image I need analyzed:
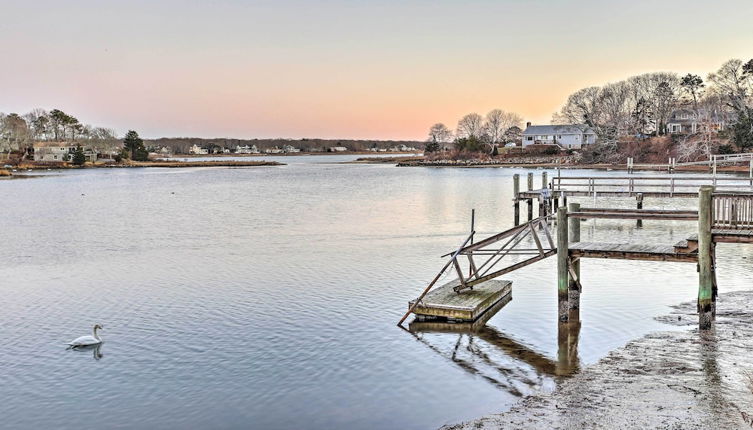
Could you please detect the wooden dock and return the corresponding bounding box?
[400,181,753,331]
[409,279,512,322]
[569,242,698,263]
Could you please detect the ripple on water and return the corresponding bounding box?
[1,165,752,430]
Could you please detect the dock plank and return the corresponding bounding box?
[409,279,512,321]
[569,242,698,262]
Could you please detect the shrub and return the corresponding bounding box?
[717,144,735,155]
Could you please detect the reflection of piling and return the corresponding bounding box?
[568,202,581,311]
[698,186,715,329]
[636,193,644,228]
[557,206,569,321]
[513,174,520,226]
[556,316,581,376]
[527,173,534,221]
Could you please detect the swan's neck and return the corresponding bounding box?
[93,326,101,341]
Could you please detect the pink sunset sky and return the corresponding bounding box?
[1,0,751,140]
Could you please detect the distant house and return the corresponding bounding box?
[265,147,283,154]
[667,108,729,134]
[33,142,99,162]
[282,145,300,153]
[159,147,172,156]
[34,142,72,161]
[329,146,348,152]
[189,144,209,155]
[236,144,259,154]
[522,123,597,149]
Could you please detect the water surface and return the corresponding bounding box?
[2,156,752,429]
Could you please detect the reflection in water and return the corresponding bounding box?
[69,343,104,360]
[407,300,581,397]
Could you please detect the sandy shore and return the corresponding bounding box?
[443,290,753,430]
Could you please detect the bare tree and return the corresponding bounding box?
[427,123,452,144]
[456,113,484,139]
[708,59,752,112]
[484,109,522,145]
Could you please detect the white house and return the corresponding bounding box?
[522,123,597,149]
[236,144,259,154]
[189,144,208,155]
[329,146,348,152]
[667,108,729,135]
[33,142,99,162]
[33,142,72,161]
[282,145,300,153]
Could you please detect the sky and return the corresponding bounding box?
[1,0,751,140]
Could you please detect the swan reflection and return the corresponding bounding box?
[69,342,104,360]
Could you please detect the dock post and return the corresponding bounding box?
[557,206,569,322]
[749,159,752,190]
[540,172,548,217]
[636,193,643,228]
[698,186,714,330]
[513,174,520,226]
[568,203,581,311]
[553,184,559,212]
[527,172,534,221]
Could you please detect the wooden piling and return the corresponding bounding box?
[568,202,581,311]
[553,187,559,212]
[540,172,548,217]
[557,206,569,322]
[513,174,520,226]
[527,172,534,221]
[698,186,714,330]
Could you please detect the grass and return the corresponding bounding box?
[0,169,11,177]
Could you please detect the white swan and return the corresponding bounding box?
[67,324,103,348]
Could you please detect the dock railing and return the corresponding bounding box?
[712,191,753,229]
[551,175,753,197]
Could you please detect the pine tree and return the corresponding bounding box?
[123,130,148,161]
[72,145,86,165]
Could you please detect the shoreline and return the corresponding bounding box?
[352,156,753,174]
[442,290,753,429]
[11,160,284,171]
[163,151,422,158]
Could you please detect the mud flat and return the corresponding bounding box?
[443,290,753,430]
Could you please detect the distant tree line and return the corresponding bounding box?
[425,109,523,154]
[145,137,425,154]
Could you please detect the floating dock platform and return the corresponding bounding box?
[409,279,512,322]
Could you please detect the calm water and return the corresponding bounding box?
[2,156,752,429]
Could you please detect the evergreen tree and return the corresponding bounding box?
[424,141,440,153]
[72,145,86,165]
[123,130,149,161]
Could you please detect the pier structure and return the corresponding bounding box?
[400,179,753,330]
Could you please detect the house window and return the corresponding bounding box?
[557,135,562,139]
[526,136,533,141]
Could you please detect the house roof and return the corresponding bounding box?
[33,141,73,148]
[523,124,595,136]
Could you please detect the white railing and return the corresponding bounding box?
[712,192,753,229]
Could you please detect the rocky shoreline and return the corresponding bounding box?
[442,290,753,429]
[397,156,575,167]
